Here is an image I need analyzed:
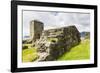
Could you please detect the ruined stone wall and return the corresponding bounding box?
[35,26,81,61]
[30,20,44,42]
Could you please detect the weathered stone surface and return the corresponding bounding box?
[35,26,81,61]
[30,20,44,42]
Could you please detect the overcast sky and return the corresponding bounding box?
[22,10,90,37]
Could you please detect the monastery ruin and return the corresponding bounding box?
[25,20,81,61]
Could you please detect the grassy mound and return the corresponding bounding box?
[22,46,38,62]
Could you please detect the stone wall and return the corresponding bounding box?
[30,20,44,42]
[35,26,81,61]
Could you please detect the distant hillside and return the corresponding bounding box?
[23,36,30,40]
[80,32,90,39]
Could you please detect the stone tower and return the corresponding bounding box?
[30,20,44,42]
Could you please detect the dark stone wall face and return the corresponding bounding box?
[35,26,81,61]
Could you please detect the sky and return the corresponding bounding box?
[22,10,90,37]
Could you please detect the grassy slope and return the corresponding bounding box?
[58,39,90,60]
[22,46,38,62]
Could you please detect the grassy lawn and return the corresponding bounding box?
[58,39,90,60]
[22,46,38,62]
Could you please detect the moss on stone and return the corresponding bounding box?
[47,38,58,42]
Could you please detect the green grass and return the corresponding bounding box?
[23,44,33,47]
[47,38,58,42]
[22,47,38,62]
[58,39,90,60]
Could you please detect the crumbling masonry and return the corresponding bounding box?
[30,20,81,61]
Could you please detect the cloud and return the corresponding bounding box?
[23,11,90,37]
